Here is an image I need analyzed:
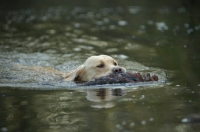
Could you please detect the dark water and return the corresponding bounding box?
[1,0,200,131]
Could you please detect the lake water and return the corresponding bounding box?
[0,0,200,132]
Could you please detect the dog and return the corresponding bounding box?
[17,55,126,82]
[64,55,126,82]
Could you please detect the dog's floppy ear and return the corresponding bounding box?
[64,65,85,81]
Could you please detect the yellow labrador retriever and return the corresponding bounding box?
[18,55,126,82]
[64,55,126,81]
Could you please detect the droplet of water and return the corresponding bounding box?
[118,20,127,26]
[130,122,135,127]
[128,6,141,14]
[74,48,81,51]
[184,23,189,28]
[1,127,8,132]
[49,29,56,34]
[96,21,103,25]
[140,25,146,30]
[119,54,128,59]
[195,26,199,30]
[156,22,168,31]
[141,120,146,125]
[149,118,154,121]
[115,124,121,128]
[181,118,189,123]
[115,124,123,130]
[103,18,109,23]
[147,20,154,25]
[109,25,116,30]
[122,121,126,125]
[187,28,194,34]
[176,85,180,86]
[74,23,80,28]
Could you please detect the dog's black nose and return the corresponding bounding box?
[112,67,123,73]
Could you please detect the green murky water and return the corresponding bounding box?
[0,0,200,131]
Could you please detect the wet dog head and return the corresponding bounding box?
[64,55,126,82]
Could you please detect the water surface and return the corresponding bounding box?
[0,0,200,132]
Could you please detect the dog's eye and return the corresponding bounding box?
[97,64,104,68]
[114,62,117,66]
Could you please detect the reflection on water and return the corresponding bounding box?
[86,88,124,108]
[0,0,200,131]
